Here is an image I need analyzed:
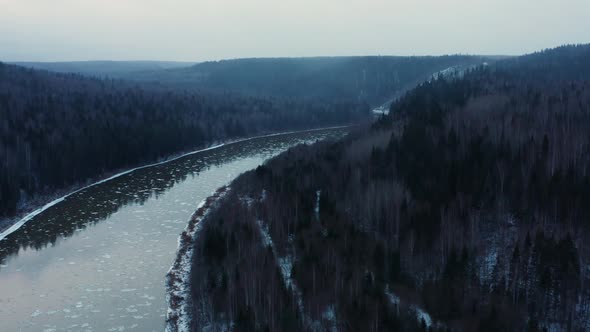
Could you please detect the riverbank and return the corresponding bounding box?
[0,125,351,242]
[166,185,230,332]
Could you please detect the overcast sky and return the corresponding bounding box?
[1,0,589,62]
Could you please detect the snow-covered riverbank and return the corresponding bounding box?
[166,186,230,332]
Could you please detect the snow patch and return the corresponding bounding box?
[260,189,267,202]
[322,305,338,332]
[314,190,321,220]
[256,219,273,248]
[413,306,433,328]
[385,286,438,329]
[278,257,294,288]
[479,247,497,287]
[385,285,400,306]
[372,107,389,116]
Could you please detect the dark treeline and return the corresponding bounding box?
[0,63,369,220]
[189,45,590,331]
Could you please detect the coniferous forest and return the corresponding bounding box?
[189,44,590,331]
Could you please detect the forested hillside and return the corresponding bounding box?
[0,63,368,223]
[188,44,590,331]
[127,56,484,106]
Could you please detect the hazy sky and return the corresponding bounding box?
[1,0,589,61]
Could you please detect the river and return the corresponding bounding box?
[0,128,348,332]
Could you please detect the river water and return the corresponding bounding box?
[0,128,347,332]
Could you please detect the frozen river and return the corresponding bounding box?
[0,128,348,332]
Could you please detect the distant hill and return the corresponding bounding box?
[127,56,487,106]
[9,60,195,77]
[11,56,488,107]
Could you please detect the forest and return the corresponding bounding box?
[188,44,590,331]
[10,60,195,78]
[0,63,369,223]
